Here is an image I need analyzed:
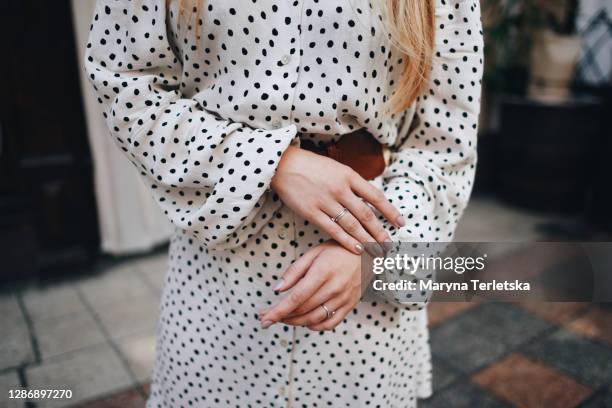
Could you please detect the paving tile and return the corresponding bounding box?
[581,386,612,408]
[517,302,588,325]
[0,370,25,408]
[22,285,87,323]
[466,303,553,348]
[431,357,459,392]
[95,293,159,340]
[115,330,156,383]
[455,197,553,242]
[431,315,508,374]
[26,343,133,407]
[134,253,168,293]
[566,306,612,345]
[472,353,593,408]
[77,263,154,311]
[430,303,552,373]
[72,386,146,408]
[0,319,35,370]
[33,311,106,359]
[0,294,26,326]
[0,294,34,370]
[420,382,509,408]
[523,329,612,388]
[427,302,478,327]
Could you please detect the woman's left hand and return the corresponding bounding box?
[259,240,363,331]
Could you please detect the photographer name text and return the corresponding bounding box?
[372,279,531,292]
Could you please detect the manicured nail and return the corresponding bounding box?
[383,239,394,252]
[395,216,406,227]
[367,244,384,258]
[355,243,364,254]
[261,320,274,329]
[273,279,285,291]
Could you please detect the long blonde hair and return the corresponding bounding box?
[169,0,434,114]
[378,1,435,113]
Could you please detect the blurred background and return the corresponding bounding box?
[0,0,610,407]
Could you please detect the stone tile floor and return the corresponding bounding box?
[0,196,610,407]
[0,253,166,408]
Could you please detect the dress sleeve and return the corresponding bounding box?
[370,0,483,309]
[84,0,298,250]
[383,0,483,244]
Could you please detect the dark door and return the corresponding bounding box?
[0,0,99,282]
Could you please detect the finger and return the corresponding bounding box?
[314,211,364,255]
[282,295,346,327]
[260,265,327,326]
[350,176,404,228]
[307,303,353,331]
[274,245,325,292]
[322,202,383,256]
[283,278,346,318]
[341,193,392,251]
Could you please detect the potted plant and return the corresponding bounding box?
[477,0,603,214]
[527,0,581,102]
[482,0,581,102]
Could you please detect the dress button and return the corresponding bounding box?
[280,339,288,347]
[271,120,282,129]
[278,232,286,240]
[281,54,291,65]
[278,386,286,396]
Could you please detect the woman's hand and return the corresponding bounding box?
[271,145,404,256]
[259,240,363,331]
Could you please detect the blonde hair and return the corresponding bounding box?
[378,1,435,113]
[168,0,434,115]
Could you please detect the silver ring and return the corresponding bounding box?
[320,304,334,320]
[330,207,348,223]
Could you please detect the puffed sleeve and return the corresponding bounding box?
[384,0,483,244]
[84,0,298,250]
[371,0,483,308]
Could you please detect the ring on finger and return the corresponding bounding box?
[330,207,348,223]
[320,304,335,320]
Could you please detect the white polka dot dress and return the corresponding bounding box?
[85,0,483,406]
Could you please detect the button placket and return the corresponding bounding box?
[280,4,304,406]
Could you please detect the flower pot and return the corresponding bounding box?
[527,29,581,103]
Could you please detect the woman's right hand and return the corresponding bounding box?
[270,145,405,256]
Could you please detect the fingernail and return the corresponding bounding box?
[261,320,274,329]
[383,239,394,252]
[355,243,364,254]
[368,244,384,258]
[273,279,285,291]
[395,216,406,227]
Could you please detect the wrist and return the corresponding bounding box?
[270,145,300,191]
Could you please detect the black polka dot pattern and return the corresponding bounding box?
[85,0,483,406]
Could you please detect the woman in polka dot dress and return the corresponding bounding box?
[85,0,483,406]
